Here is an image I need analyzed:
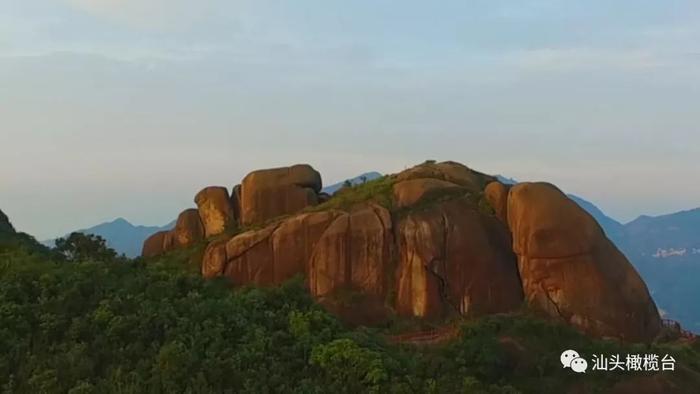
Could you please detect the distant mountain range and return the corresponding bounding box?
[43,218,174,258]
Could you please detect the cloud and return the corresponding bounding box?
[62,0,229,30]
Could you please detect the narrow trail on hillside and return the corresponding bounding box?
[387,325,461,346]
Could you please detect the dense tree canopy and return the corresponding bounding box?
[53,232,119,263]
[1,240,699,393]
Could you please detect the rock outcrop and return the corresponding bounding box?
[0,209,15,234]
[141,230,169,258]
[308,204,393,299]
[172,209,205,247]
[195,186,237,237]
[143,160,662,341]
[396,198,523,319]
[507,182,661,341]
[222,210,340,286]
[392,178,464,209]
[395,161,494,192]
[141,209,205,257]
[240,164,322,226]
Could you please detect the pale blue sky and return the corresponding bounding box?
[1,0,699,239]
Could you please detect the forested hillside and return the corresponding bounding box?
[2,230,700,393]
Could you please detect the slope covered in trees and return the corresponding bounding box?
[2,237,700,393]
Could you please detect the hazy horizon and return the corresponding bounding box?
[2,1,700,239]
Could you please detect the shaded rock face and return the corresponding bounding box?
[395,161,494,192]
[396,198,523,319]
[230,184,242,222]
[484,181,510,223]
[0,209,15,234]
[195,186,237,238]
[142,231,169,257]
[392,178,464,209]
[240,164,323,226]
[507,182,661,341]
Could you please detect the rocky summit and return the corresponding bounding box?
[143,161,662,341]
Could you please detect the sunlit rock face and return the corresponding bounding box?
[395,197,523,319]
[195,186,237,238]
[240,164,322,226]
[507,182,661,341]
[146,160,662,341]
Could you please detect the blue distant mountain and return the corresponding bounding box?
[43,218,174,258]
[322,172,383,195]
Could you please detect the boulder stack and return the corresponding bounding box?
[142,160,662,341]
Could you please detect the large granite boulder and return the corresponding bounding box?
[172,209,205,247]
[392,178,465,209]
[396,197,523,319]
[395,161,494,192]
[141,230,169,258]
[221,211,340,286]
[240,164,322,226]
[507,182,661,341]
[195,186,237,237]
[308,204,393,298]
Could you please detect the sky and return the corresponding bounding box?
[1,0,699,239]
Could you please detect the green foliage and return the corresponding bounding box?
[54,232,120,262]
[309,176,395,212]
[2,245,699,393]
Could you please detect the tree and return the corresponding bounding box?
[54,232,119,262]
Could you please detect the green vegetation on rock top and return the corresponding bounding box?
[308,175,395,212]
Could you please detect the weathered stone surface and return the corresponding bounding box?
[484,181,511,223]
[308,204,393,298]
[507,182,661,341]
[395,161,494,192]
[172,209,205,247]
[396,198,523,319]
[242,184,319,226]
[195,186,236,237]
[202,239,228,279]
[141,231,168,258]
[224,224,278,286]
[240,164,322,225]
[223,211,339,286]
[392,178,464,208]
[272,210,342,284]
[243,164,322,192]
